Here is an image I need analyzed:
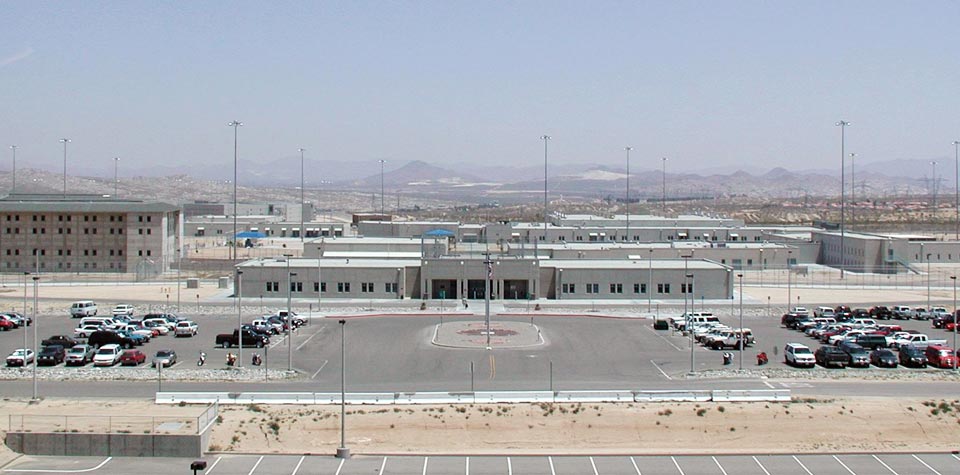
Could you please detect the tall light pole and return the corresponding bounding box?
[647,248,653,312]
[228,120,243,262]
[848,153,856,231]
[953,141,960,240]
[10,145,17,193]
[787,250,793,312]
[176,248,181,312]
[378,159,386,216]
[835,121,850,279]
[737,273,744,370]
[931,160,938,225]
[484,253,493,350]
[336,319,350,459]
[237,269,243,368]
[32,275,39,400]
[951,275,957,371]
[542,135,551,239]
[113,157,120,197]
[625,146,632,242]
[299,148,306,243]
[661,157,668,216]
[59,138,71,198]
[22,272,28,369]
[284,254,294,371]
[686,271,694,374]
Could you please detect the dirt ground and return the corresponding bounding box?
[205,396,960,455]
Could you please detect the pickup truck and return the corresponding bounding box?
[707,331,745,350]
[42,335,78,348]
[891,333,947,349]
[892,306,913,320]
[215,329,269,348]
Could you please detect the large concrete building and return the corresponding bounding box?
[0,194,180,274]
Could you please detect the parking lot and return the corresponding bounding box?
[1,300,958,393]
[4,453,960,475]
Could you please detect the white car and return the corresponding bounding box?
[73,325,102,339]
[6,349,35,367]
[174,320,198,337]
[93,344,122,367]
[112,304,135,318]
[142,319,170,335]
[784,343,816,367]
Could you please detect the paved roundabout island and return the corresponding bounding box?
[432,320,544,349]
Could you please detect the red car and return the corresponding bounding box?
[924,345,959,369]
[119,349,146,366]
[946,322,957,332]
[0,317,14,331]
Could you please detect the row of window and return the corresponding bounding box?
[264,282,399,293]
[3,227,138,235]
[561,282,690,295]
[5,214,157,223]
[5,261,127,270]
[522,234,758,242]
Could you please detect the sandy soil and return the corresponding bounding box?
[206,397,960,455]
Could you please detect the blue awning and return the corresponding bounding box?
[236,231,267,239]
[424,229,455,237]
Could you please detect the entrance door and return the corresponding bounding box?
[503,280,529,300]
[467,279,487,299]
[431,279,458,299]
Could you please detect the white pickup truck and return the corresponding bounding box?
[891,333,947,349]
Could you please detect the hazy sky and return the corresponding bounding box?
[2,1,959,177]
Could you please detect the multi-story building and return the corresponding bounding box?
[0,194,180,275]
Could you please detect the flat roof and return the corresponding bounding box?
[322,251,423,258]
[0,194,178,213]
[541,259,729,271]
[311,236,428,244]
[238,258,421,269]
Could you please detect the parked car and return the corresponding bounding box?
[64,344,96,366]
[924,345,959,369]
[119,349,147,366]
[112,304,135,317]
[87,330,137,349]
[174,320,198,337]
[6,349,34,367]
[152,349,178,368]
[216,329,269,348]
[932,313,955,328]
[42,335,78,348]
[70,300,98,318]
[915,308,934,321]
[892,305,913,320]
[899,345,929,368]
[838,341,870,368]
[784,343,816,368]
[854,334,889,350]
[892,333,946,349]
[4,312,31,327]
[143,313,179,330]
[93,344,122,366]
[0,315,15,331]
[815,346,848,368]
[142,320,170,335]
[870,349,898,368]
[273,310,306,327]
[73,325,102,339]
[116,330,147,346]
[251,318,282,335]
[851,308,870,319]
[37,345,66,366]
[833,306,852,320]
[868,306,893,320]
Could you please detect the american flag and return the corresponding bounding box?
[487,260,493,280]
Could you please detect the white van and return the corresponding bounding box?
[784,343,816,367]
[70,301,98,318]
[80,317,117,329]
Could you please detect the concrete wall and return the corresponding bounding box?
[5,431,203,458]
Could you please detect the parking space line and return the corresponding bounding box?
[422,456,428,475]
[465,456,470,475]
[334,458,344,475]
[204,457,222,474]
[630,456,642,474]
[912,454,942,475]
[761,380,775,389]
[4,456,112,473]
[872,455,898,474]
[295,327,324,351]
[507,457,512,475]
[291,455,305,475]
[650,360,672,380]
[548,456,556,475]
[589,456,599,475]
[671,456,685,475]
[952,454,960,462]
[712,456,728,475]
[753,456,770,475]
[792,456,813,475]
[833,455,856,474]
[378,456,387,474]
[247,455,264,475]
[645,326,684,351]
[311,359,329,379]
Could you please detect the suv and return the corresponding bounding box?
[924,345,959,369]
[93,344,122,366]
[70,301,98,318]
[174,320,198,337]
[87,330,137,349]
[815,346,848,368]
[868,306,892,320]
[112,304,135,317]
[854,334,889,350]
[838,341,870,367]
[784,343,816,368]
[899,345,928,368]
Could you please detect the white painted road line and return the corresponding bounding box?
[792,456,813,475]
[422,456,429,475]
[4,456,112,473]
[247,455,264,475]
[334,458,344,475]
[833,455,856,475]
[291,455,305,475]
[872,455,899,475]
[295,327,324,351]
[753,456,771,475]
[671,456,686,475]
[378,456,387,475]
[645,326,685,351]
[630,456,642,474]
[912,454,942,475]
[548,456,556,475]
[205,457,222,474]
[507,457,513,475]
[589,456,599,475]
[650,360,672,380]
[761,380,775,389]
[712,456,728,475]
[311,359,329,379]
[952,454,960,463]
[465,456,470,475]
